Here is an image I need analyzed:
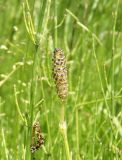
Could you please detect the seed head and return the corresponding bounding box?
[30,122,44,153]
[52,48,68,101]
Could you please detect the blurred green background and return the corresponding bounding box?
[0,0,122,159]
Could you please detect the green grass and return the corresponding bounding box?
[0,0,122,159]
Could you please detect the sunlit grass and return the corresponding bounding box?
[0,0,122,159]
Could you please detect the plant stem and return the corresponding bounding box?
[54,0,57,47]
[59,102,71,160]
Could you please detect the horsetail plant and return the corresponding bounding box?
[52,48,71,160]
[30,122,44,153]
[52,48,68,102]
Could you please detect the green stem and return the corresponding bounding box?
[59,101,71,160]
[61,102,65,122]
[63,131,71,160]
[111,0,119,115]
[59,121,71,160]
[76,108,80,160]
[54,0,57,47]
[30,45,39,160]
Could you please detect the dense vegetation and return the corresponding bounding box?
[0,0,122,159]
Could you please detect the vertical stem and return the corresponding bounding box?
[75,77,81,160]
[25,46,38,160]
[2,128,8,160]
[61,101,65,122]
[92,37,110,114]
[62,131,71,160]
[59,121,71,160]
[59,101,71,160]
[40,69,51,150]
[54,0,58,47]
[41,0,51,35]
[76,108,80,160]
[111,0,119,115]
[30,45,38,160]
